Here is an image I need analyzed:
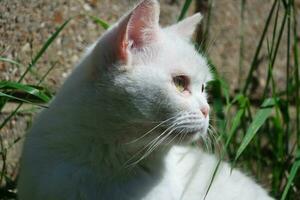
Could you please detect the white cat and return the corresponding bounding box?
[18,0,274,199]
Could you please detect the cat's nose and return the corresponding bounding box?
[200,106,209,118]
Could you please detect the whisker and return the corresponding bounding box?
[126,113,182,144]
[208,128,222,153]
[165,128,184,146]
[128,126,179,166]
[177,129,186,145]
[201,134,210,152]
[124,121,182,167]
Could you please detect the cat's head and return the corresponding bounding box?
[91,0,212,145]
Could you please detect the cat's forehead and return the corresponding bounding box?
[156,31,211,82]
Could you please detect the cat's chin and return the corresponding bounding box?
[159,128,207,146]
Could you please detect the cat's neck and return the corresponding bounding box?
[43,102,170,183]
[69,132,170,183]
[102,143,170,179]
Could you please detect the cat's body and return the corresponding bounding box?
[18,0,274,199]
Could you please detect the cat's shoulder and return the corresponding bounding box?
[166,145,215,167]
[164,146,274,200]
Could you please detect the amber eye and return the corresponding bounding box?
[201,84,205,92]
[173,75,189,93]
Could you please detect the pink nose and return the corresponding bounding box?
[200,106,209,118]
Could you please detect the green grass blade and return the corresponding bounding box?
[0,57,42,81]
[238,0,246,84]
[228,108,245,145]
[292,0,300,147]
[18,18,71,83]
[209,61,230,105]
[178,0,193,21]
[37,62,57,86]
[89,16,110,30]
[270,2,281,57]
[0,92,48,108]
[285,0,292,155]
[263,8,288,98]
[234,98,275,162]
[0,57,23,68]
[199,0,213,51]
[280,149,300,200]
[219,78,230,106]
[0,81,52,103]
[226,94,248,146]
[0,104,22,130]
[203,159,221,200]
[243,0,277,94]
[281,0,288,9]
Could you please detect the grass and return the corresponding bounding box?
[0,0,299,199]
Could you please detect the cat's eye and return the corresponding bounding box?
[173,75,189,93]
[201,84,205,92]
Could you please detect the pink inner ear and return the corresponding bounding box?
[118,0,159,61]
[127,3,158,48]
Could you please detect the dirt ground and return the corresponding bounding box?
[0,0,299,190]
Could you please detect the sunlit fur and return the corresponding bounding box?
[18,0,273,199]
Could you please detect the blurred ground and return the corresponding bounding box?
[0,0,299,189]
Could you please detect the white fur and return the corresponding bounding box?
[18,0,273,199]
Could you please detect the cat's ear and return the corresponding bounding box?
[166,13,202,39]
[116,0,160,62]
